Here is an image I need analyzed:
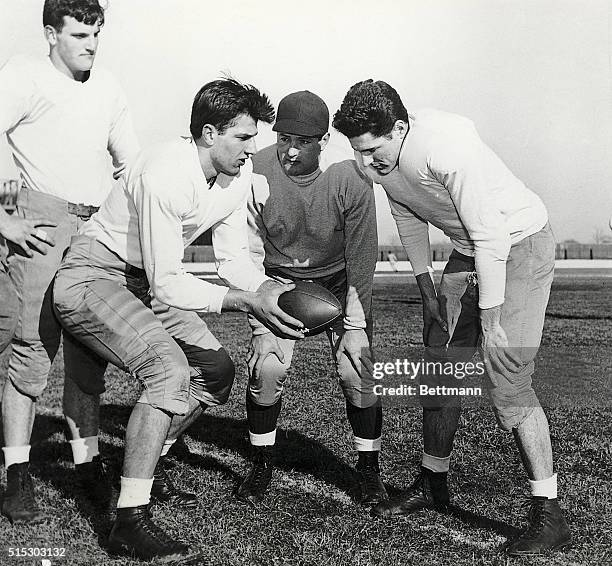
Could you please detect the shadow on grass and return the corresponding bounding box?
[177,411,360,500]
[97,404,360,500]
[27,414,119,550]
[445,504,520,540]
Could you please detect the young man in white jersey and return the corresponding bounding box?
[333,80,571,556]
[0,0,139,525]
[53,78,305,562]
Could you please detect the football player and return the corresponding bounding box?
[237,91,387,506]
[0,0,139,525]
[333,79,571,556]
[53,78,304,562]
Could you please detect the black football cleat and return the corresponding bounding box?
[150,458,198,509]
[235,446,274,503]
[75,455,113,510]
[506,497,571,556]
[1,462,47,524]
[108,504,199,562]
[356,451,388,505]
[372,466,449,517]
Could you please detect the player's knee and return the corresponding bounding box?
[490,385,540,431]
[131,341,191,414]
[8,340,52,398]
[339,371,379,409]
[65,369,105,396]
[261,351,291,378]
[202,348,235,405]
[248,383,284,407]
[248,363,287,407]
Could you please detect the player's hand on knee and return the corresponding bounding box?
[422,296,448,346]
[336,328,371,373]
[251,281,305,339]
[248,332,285,381]
[0,216,56,257]
[480,321,522,375]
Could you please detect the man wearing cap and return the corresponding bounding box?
[236,90,386,506]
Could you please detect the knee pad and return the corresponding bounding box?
[338,358,379,409]
[248,354,290,407]
[492,396,540,431]
[197,348,235,405]
[8,340,52,398]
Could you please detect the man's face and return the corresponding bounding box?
[276,133,326,176]
[47,16,101,77]
[210,114,258,176]
[348,121,407,175]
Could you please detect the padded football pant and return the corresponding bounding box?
[6,188,100,398]
[421,224,555,431]
[0,259,18,354]
[54,235,235,415]
[247,268,377,409]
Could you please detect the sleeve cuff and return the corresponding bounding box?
[208,285,230,314]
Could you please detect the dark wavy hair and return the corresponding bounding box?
[43,0,105,30]
[333,80,408,139]
[190,78,275,138]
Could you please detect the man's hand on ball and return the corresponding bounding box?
[250,281,305,339]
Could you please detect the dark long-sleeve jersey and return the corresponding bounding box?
[247,144,378,331]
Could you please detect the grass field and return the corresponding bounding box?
[0,277,610,566]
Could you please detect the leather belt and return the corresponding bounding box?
[67,202,99,219]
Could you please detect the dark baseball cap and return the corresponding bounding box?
[272,91,329,137]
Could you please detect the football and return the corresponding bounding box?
[277,280,343,336]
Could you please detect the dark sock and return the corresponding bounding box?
[422,466,448,489]
[346,399,382,439]
[246,395,282,434]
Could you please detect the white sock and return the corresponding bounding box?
[353,436,381,452]
[422,451,450,473]
[70,436,99,465]
[2,445,31,468]
[529,473,558,499]
[116,476,155,509]
[160,438,176,458]
[249,430,276,447]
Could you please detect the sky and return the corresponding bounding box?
[0,0,611,244]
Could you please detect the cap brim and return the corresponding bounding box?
[272,120,326,137]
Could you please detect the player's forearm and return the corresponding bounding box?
[222,289,256,313]
[415,271,437,301]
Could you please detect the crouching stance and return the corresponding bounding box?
[237,91,386,506]
[53,79,304,562]
[334,80,570,556]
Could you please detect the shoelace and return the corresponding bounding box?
[248,454,271,486]
[521,497,548,537]
[138,510,177,547]
[155,465,176,490]
[360,463,381,488]
[19,472,38,509]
